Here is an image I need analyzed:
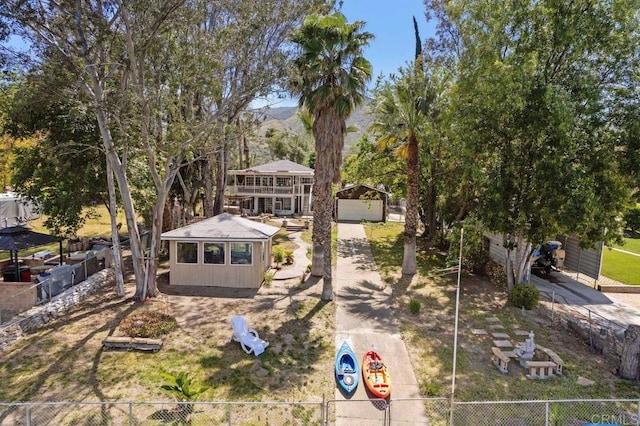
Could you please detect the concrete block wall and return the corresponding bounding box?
[0,268,114,351]
[0,283,37,321]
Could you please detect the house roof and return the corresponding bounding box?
[161,213,281,241]
[0,226,62,251]
[229,159,314,174]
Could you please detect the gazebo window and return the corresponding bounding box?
[204,242,225,264]
[177,242,198,264]
[230,242,252,265]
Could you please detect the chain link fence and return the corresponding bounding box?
[1,398,638,425]
[0,400,324,425]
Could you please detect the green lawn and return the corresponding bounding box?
[612,237,640,254]
[601,247,640,285]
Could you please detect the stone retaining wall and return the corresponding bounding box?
[537,301,625,364]
[0,268,114,351]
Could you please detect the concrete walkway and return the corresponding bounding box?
[530,270,640,328]
[273,226,310,281]
[334,222,429,426]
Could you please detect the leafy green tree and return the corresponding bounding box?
[4,62,107,237]
[625,207,640,236]
[446,0,637,289]
[290,12,373,300]
[342,134,406,197]
[264,127,311,164]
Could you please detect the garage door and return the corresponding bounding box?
[337,199,383,222]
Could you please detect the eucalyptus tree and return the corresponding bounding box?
[290,12,373,299]
[201,0,332,217]
[1,0,231,299]
[446,0,639,289]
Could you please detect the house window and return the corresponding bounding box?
[245,176,254,186]
[262,176,273,186]
[231,242,253,265]
[301,177,313,185]
[177,242,198,264]
[276,198,292,210]
[276,177,292,187]
[204,242,225,264]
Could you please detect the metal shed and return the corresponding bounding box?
[160,213,280,289]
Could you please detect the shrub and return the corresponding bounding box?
[446,217,490,274]
[285,249,294,265]
[508,284,540,310]
[484,260,507,289]
[408,298,421,314]
[119,311,178,338]
[264,272,274,287]
[273,246,285,267]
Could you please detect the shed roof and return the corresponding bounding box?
[0,226,62,251]
[336,184,390,198]
[229,159,314,174]
[161,213,280,241]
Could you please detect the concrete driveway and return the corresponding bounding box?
[334,222,430,425]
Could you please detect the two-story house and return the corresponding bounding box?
[225,159,314,216]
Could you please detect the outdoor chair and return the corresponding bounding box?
[230,315,269,356]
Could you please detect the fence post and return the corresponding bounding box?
[228,403,231,426]
[25,402,31,426]
[589,310,593,351]
[545,401,549,426]
[129,402,133,426]
[321,394,325,426]
[636,398,639,426]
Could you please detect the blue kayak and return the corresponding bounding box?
[335,341,359,394]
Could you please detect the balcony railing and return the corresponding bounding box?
[226,185,296,195]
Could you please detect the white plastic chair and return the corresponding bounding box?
[230,315,269,356]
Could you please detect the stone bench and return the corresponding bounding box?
[491,347,510,373]
[102,336,163,352]
[536,344,564,375]
[525,360,556,379]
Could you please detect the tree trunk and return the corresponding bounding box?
[213,140,227,215]
[106,157,125,297]
[619,325,640,380]
[402,133,419,275]
[95,109,146,299]
[203,155,214,217]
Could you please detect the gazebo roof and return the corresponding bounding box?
[161,213,280,241]
[0,226,62,251]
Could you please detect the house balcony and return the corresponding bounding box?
[226,186,297,195]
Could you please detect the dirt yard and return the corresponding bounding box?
[0,264,335,406]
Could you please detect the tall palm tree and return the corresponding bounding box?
[290,12,373,300]
[369,64,436,275]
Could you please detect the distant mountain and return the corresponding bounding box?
[253,102,373,159]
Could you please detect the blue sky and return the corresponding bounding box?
[340,0,435,79]
[262,0,435,108]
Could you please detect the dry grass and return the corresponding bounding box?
[0,270,334,406]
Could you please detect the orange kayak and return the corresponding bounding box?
[362,350,391,398]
